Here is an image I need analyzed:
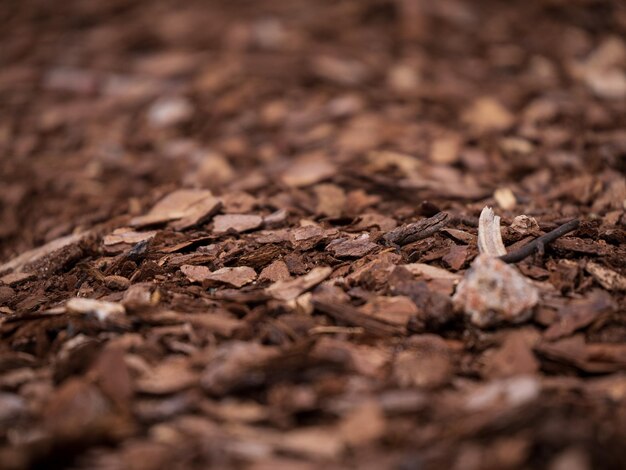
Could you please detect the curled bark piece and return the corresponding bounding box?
[383,212,449,246]
[477,207,507,257]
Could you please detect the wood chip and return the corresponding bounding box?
[543,290,616,341]
[43,379,119,441]
[453,254,539,328]
[312,298,403,337]
[180,265,212,283]
[326,235,377,258]
[337,400,386,446]
[281,154,336,188]
[259,260,292,282]
[509,215,540,235]
[482,329,540,378]
[185,312,244,338]
[0,232,88,275]
[462,97,515,133]
[383,212,450,246]
[494,187,517,210]
[265,267,332,301]
[478,206,507,256]
[358,295,418,326]
[276,425,345,460]
[441,228,477,244]
[66,298,126,321]
[181,265,257,288]
[393,335,453,388]
[213,214,264,233]
[135,359,198,395]
[201,342,278,396]
[313,183,346,217]
[403,263,461,281]
[584,261,626,291]
[1,271,36,286]
[130,189,220,228]
[442,245,469,271]
[103,228,157,246]
[351,213,398,231]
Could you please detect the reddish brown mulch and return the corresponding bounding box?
[1,1,625,469]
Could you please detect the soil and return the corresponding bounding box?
[1,0,625,469]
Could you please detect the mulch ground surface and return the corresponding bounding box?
[1,1,625,469]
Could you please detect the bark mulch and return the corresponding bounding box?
[1,0,625,469]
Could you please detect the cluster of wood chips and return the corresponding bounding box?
[0,0,625,468]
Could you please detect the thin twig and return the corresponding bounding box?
[500,219,580,263]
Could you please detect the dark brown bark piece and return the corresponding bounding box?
[326,236,378,258]
[383,212,450,246]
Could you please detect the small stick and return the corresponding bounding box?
[500,219,580,263]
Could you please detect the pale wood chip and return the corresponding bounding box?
[66,298,126,321]
[478,206,507,256]
[585,261,626,291]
